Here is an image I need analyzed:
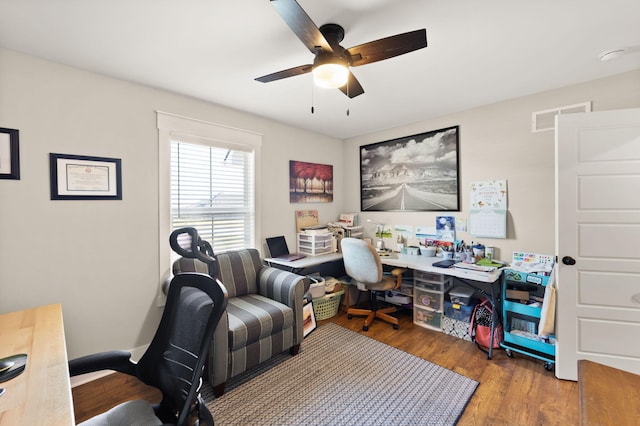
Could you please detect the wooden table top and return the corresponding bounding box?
[0,304,74,425]
[578,359,640,426]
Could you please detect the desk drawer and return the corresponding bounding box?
[414,270,448,284]
[414,307,442,330]
[414,288,444,311]
[414,278,452,292]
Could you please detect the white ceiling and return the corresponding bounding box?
[1,0,639,139]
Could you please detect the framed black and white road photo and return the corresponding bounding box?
[360,126,460,212]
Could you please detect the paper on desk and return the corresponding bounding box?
[453,262,497,272]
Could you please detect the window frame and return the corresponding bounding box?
[157,111,262,303]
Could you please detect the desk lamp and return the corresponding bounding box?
[366,219,386,251]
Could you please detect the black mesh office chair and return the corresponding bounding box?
[69,229,228,426]
[170,227,219,279]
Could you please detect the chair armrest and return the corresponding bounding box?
[257,267,306,344]
[389,268,407,288]
[257,267,306,307]
[69,350,137,377]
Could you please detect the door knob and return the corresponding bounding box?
[562,256,576,265]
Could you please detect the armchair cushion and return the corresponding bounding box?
[216,248,262,297]
[227,294,294,351]
[172,257,209,275]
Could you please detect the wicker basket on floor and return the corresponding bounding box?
[312,289,344,320]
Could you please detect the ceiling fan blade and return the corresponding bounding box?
[255,64,312,83]
[270,0,332,54]
[339,72,365,98]
[347,29,427,67]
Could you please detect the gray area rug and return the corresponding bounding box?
[203,323,478,425]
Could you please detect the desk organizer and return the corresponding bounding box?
[412,270,452,331]
[297,233,333,256]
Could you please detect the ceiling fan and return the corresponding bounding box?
[255,0,427,98]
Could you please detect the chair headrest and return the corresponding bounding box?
[169,227,214,265]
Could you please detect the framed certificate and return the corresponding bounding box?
[0,128,20,180]
[50,153,122,200]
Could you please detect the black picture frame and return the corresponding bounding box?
[360,125,460,212]
[0,128,20,180]
[50,153,122,200]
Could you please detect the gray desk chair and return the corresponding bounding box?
[341,237,405,331]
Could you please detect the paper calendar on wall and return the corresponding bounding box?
[469,180,507,238]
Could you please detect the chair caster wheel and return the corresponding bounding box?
[363,325,369,331]
[348,314,353,319]
[393,324,399,330]
[544,362,554,371]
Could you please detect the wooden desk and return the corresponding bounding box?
[0,304,74,425]
[578,359,640,426]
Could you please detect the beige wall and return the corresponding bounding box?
[0,48,343,359]
[1,46,638,359]
[343,69,640,260]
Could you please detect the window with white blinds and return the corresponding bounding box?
[170,139,255,252]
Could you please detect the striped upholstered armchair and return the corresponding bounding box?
[173,248,306,397]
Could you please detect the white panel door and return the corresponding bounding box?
[555,108,640,381]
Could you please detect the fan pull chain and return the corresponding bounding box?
[346,78,350,116]
[311,82,315,114]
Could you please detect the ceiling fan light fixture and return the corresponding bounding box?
[312,57,349,89]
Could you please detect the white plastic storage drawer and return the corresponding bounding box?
[414,270,448,283]
[414,288,444,311]
[414,277,452,292]
[297,233,333,256]
[414,307,442,330]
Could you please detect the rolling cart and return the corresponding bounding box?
[501,268,556,371]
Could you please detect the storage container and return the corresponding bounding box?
[312,290,344,320]
[422,246,436,257]
[297,233,333,256]
[442,316,472,341]
[384,291,412,305]
[414,270,448,283]
[414,307,442,330]
[414,278,452,292]
[503,269,552,286]
[449,286,475,305]
[399,280,414,296]
[414,288,444,311]
[309,278,326,298]
[444,299,478,322]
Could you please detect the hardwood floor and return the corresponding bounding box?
[72,309,578,425]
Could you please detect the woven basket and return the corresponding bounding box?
[313,289,344,320]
